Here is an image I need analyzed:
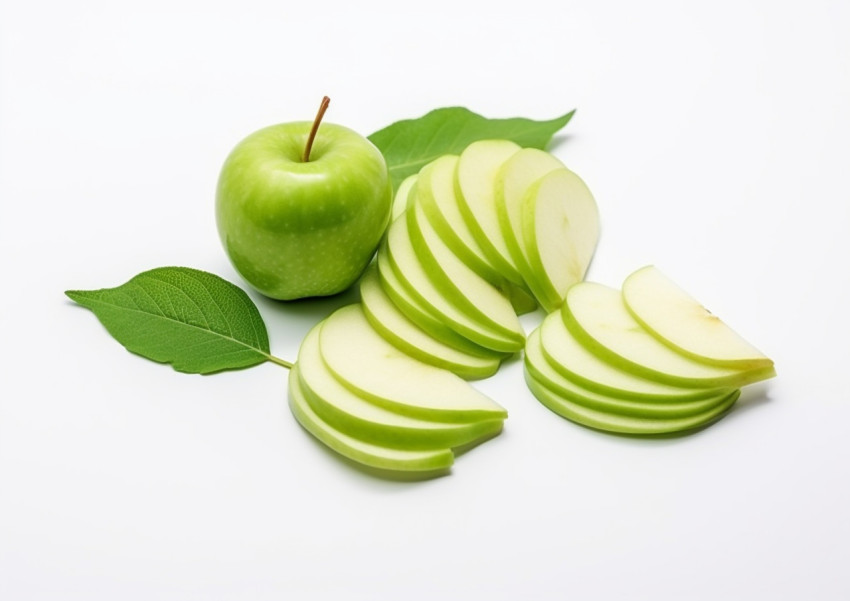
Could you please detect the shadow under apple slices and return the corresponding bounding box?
[297,322,503,450]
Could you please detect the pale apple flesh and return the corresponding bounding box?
[562,282,776,388]
[622,265,774,369]
[359,266,501,379]
[455,139,524,282]
[522,168,600,312]
[317,304,509,422]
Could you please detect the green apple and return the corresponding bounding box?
[288,366,455,474]
[216,98,392,300]
[392,173,418,222]
[359,266,501,379]
[521,168,599,312]
[455,139,523,282]
[622,265,774,370]
[562,281,777,388]
[317,304,508,422]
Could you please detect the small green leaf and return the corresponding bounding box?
[369,106,575,192]
[66,267,282,374]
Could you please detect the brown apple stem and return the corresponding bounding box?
[303,96,330,163]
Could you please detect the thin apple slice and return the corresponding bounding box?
[494,147,566,286]
[525,328,735,419]
[563,282,777,388]
[297,320,503,449]
[288,365,454,474]
[391,173,418,222]
[537,310,725,401]
[385,212,523,353]
[622,265,774,370]
[415,154,503,284]
[318,304,509,422]
[375,241,504,359]
[525,371,740,435]
[406,199,525,347]
[455,139,524,282]
[359,266,501,379]
[521,168,599,312]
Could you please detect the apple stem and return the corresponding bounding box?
[266,353,294,370]
[303,96,331,163]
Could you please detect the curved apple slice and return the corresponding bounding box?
[406,200,525,347]
[521,168,600,312]
[288,365,454,474]
[563,282,777,388]
[525,372,740,435]
[416,155,502,284]
[622,265,774,370]
[359,266,501,379]
[525,328,734,419]
[297,320,503,449]
[494,148,566,286]
[391,173,418,222]
[385,212,523,353]
[537,311,727,401]
[375,242,504,359]
[318,304,508,422]
[455,139,523,282]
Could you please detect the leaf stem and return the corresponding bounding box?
[303,95,330,163]
[266,353,295,370]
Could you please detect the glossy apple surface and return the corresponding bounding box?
[216,121,391,300]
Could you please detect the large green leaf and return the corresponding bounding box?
[66,267,281,374]
[368,106,575,192]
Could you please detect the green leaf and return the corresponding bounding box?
[368,106,575,192]
[66,267,283,374]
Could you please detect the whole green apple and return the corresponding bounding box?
[216,100,392,300]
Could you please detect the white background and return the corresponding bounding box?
[1,1,848,599]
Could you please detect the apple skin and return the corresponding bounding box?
[216,121,392,300]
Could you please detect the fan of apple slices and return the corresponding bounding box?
[524,266,776,434]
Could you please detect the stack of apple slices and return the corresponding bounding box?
[524,266,776,434]
[364,140,600,380]
[288,304,508,475]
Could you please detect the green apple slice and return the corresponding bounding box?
[494,147,566,285]
[537,310,724,401]
[455,139,523,282]
[385,212,523,353]
[318,304,509,422]
[297,321,503,448]
[406,200,525,347]
[563,282,777,388]
[359,266,501,379]
[375,241,504,359]
[525,328,734,419]
[622,265,774,370]
[521,168,600,312]
[288,365,454,473]
[391,173,418,222]
[525,371,740,435]
[416,154,503,283]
